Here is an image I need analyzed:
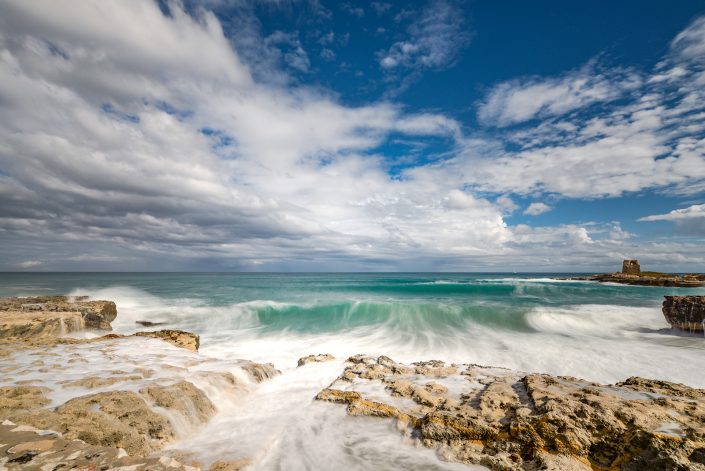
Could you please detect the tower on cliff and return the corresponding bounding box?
[622,259,641,275]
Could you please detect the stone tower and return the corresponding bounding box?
[622,259,641,275]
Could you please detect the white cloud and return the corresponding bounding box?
[378,0,469,71]
[639,204,705,236]
[523,203,552,216]
[669,16,705,63]
[478,63,641,127]
[462,17,705,199]
[639,204,705,222]
[0,0,515,271]
[1,1,704,271]
[495,195,518,215]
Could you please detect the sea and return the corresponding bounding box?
[2,272,704,469]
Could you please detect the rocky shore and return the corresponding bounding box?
[0,296,279,470]
[663,296,705,332]
[317,355,705,470]
[559,259,705,287]
[2,293,705,470]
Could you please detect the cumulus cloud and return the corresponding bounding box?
[0,0,513,271]
[523,203,552,216]
[378,0,470,71]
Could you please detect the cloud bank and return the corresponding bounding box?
[0,1,704,271]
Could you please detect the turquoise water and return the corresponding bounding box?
[2,272,704,386]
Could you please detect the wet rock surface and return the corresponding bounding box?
[57,328,201,351]
[663,295,705,332]
[297,353,335,367]
[316,355,705,470]
[0,295,117,331]
[0,421,198,470]
[136,329,200,351]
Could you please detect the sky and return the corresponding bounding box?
[1,0,705,272]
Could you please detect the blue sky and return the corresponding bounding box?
[1,0,705,271]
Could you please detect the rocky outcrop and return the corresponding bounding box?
[239,361,280,382]
[0,421,197,470]
[0,379,215,457]
[135,329,200,352]
[297,353,335,367]
[0,296,117,337]
[140,381,216,427]
[590,272,705,287]
[663,296,705,332]
[58,329,201,351]
[0,310,84,340]
[561,263,705,287]
[316,355,705,470]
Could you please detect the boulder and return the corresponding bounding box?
[135,330,200,352]
[663,295,705,332]
[297,353,335,367]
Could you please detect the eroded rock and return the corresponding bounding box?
[141,380,216,427]
[0,296,117,332]
[316,355,705,470]
[135,329,200,351]
[297,353,335,367]
[663,295,705,332]
[0,421,197,470]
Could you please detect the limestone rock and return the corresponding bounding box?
[135,329,200,351]
[663,295,705,332]
[0,386,51,411]
[316,355,705,470]
[0,295,117,339]
[0,421,196,470]
[0,310,84,340]
[140,380,216,426]
[239,361,280,382]
[297,353,335,367]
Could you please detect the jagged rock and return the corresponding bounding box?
[140,380,215,427]
[0,379,217,457]
[316,355,705,470]
[297,353,335,367]
[0,296,117,338]
[135,329,200,351]
[239,361,280,382]
[55,329,201,351]
[0,310,84,340]
[1,390,172,456]
[663,296,705,332]
[0,386,51,411]
[0,421,197,470]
